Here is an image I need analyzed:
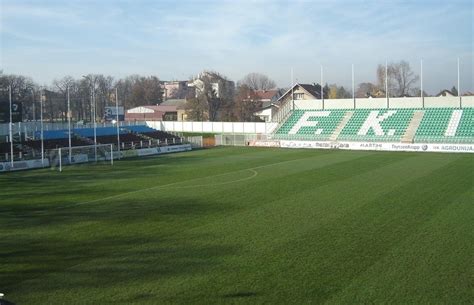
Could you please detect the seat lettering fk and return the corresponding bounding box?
[288,111,331,134]
[357,110,397,136]
[444,109,462,137]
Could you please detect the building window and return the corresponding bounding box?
[293,93,304,100]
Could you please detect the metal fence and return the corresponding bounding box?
[215,134,270,146]
[182,136,203,148]
[0,120,147,138]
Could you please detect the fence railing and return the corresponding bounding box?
[0,137,189,164]
[0,120,147,138]
[146,121,278,135]
[271,98,293,123]
[215,134,270,146]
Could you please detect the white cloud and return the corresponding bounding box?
[1,0,472,93]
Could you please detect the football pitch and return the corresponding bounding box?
[1,147,473,304]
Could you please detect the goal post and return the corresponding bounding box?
[51,144,114,172]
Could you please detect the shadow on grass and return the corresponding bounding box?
[0,196,238,302]
[0,192,235,229]
[222,291,258,298]
[0,150,261,206]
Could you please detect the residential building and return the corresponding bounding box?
[276,83,324,105]
[253,89,283,103]
[436,89,456,97]
[125,99,187,121]
[252,89,286,122]
[254,84,324,122]
[161,81,189,100]
[188,71,235,98]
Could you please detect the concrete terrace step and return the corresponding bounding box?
[330,111,354,141]
[401,110,425,143]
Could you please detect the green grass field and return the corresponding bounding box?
[1,147,473,304]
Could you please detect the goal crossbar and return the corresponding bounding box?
[55,143,114,172]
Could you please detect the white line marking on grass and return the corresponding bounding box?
[45,153,338,211]
[162,169,258,189]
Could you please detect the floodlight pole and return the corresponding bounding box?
[352,64,355,109]
[40,89,44,165]
[110,144,114,165]
[385,60,389,108]
[115,87,121,159]
[9,85,13,167]
[321,65,324,110]
[291,67,294,111]
[457,57,461,108]
[83,75,98,162]
[93,84,97,162]
[59,148,62,172]
[31,88,36,121]
[67,85,72,164]
[421,59,424,108]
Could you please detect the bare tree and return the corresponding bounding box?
[186,71,234,121]
[96,75,115,120]
[53,76,75,121]
[109,75,163,112]
[185,95,208,121]
[76,77,93,121]
[328,84,351,99]
[0,73,37,120]
[238,73,276,91]
[377,61,419,97]
[392,61,419,96]
[233,85,262,121]
[356,82,378,98]
[130,76,163,106]
[115,75,137,110]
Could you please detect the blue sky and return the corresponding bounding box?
[1,0,473,94]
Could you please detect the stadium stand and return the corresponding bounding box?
[1,142,26,162]
[122,125,181,144]
[139,130,180,143]
[0,142,11,154]
[124,125,157,133]
[338,109,414,142]
[0,125,182,162]
[34,130,70,140]
[273,109,347,140]
[24,138,91,150]
[0,142,21,154]
[273,108,474,143]
[73,127,128,138]
[414,108,473,143]
[95,133,147,148]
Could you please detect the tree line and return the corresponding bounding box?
[0,72,163,122]
[0,61,459,122]
[184,71,276,122]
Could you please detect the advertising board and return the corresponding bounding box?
[0,159,49,172]
[279,140,474,153]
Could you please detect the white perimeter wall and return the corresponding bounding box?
[0,121,147,138]
[293,96,473,110]
[2,96,472,136]
[146,121,279,134]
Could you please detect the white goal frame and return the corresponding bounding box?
[56,144,114,172]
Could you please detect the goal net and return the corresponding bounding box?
[49,144,114,172]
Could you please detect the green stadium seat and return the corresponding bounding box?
[274,107,474,144]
